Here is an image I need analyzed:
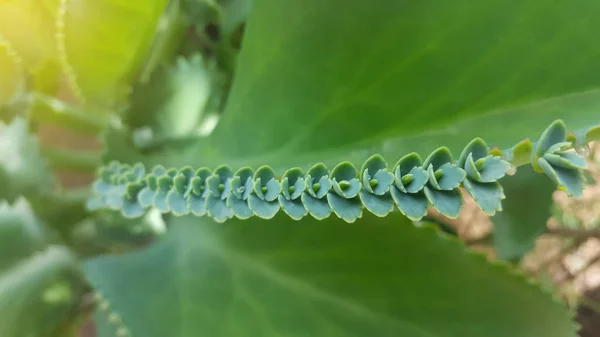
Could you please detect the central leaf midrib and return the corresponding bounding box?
[190,228,441,337]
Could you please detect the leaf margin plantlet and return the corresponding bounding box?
[87,120,597,223]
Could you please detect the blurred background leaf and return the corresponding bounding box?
[0,117,53,202]
[0,198,88,337]
[492,166,557,261]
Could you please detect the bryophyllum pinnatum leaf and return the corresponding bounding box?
[206,165,234,222]
[389,153,429,221]
[248,165,281,219]
[90,1,600,336]
[458,138,509,215]
[165,166,196,216]
[227,167,255,219]
[301,163,333,220]
[89,119,593,224]
[358,155,394,217]
[278,167,308,220]
[327,161,363,222]
[531,120,588,197]
[86,213,578,337]
[422,147,465,219]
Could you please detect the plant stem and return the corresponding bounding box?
[41,146,102,173]
[546,227,600,239]
[26,93,113,133]
[579,295,600,314]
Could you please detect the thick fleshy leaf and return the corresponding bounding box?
[330,162,361,199]
[230,167,255,200]
[122,182,146,218]
[370,169,394,195]
[543,152,587,170]
[249,166,281,218]
[278,195,307,220]
[360,155,392,194]
[253,166,280,202]
[301,192,331,220]
[358,190,393,217]
[86,214,578,337]
[479,156,510,182]
[422,147,453,171]
[434,163,466,191]
[394,153,423,177]
[402,167,429,194]
[189,167,212,199]
[227,195,253,219]
[305,164,331,199]
[462,179,504,216]
[327,193,363,223]
[424,187,463,219]
[457,138,488,167]
[188,193,208,216]
[280,168,306,200]
[464,153,483,181]
[166,168,196,216]
[247,195,280,219]
[206,195,234,223]
[534,120,567,159]
[538,158,584,197]
[390,188,429,221]
[154,175,175,212]
[138,167,164,207]
[208,166,234,199]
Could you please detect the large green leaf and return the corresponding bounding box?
[204,0,600,169]
[0,36,23,104]
[106,0,600,170]
[87,214,576,337]
[90,0,600,336]
[58,0,169,104]
[0,1,56,69]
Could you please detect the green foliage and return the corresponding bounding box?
[126,54,212,146]
[0,117,53,201]
[56,0,170,105]
[187,0,600,170]
[86,214,578,337]
[84,0,600,335]
[0,198,86,337]
[0,36,23,104]
[491,166,556,261]
[2,0,600,336]
[87,121,590,225]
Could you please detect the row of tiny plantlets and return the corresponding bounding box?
[87,120,588,223]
